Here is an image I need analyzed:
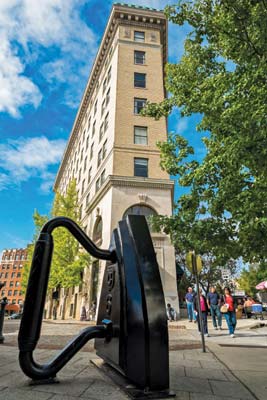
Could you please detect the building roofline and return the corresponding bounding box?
[54,3,167,190]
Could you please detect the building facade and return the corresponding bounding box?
[50,3,179,320]
[0,248,27,314]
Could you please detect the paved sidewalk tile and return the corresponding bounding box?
[190,394,244,400]
[209,379,255,400]
[170,376,212,394]
[0,388,52,400]
[31,377,94,397]
[185,367,229,381]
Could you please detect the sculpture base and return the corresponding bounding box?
[91,359,176,399]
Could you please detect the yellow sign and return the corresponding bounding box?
[186,252,203,274]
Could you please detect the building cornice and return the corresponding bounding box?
[54,4,167,190]
[85,175,174,214]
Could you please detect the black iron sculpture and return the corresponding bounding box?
[18,215,173,398]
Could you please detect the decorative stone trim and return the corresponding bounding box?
[85,175,174,214]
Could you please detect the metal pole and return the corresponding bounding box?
[0,297,8,344]
[192,252,206,353]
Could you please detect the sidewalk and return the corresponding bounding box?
[0,342,261,400]
[0,318,266,399]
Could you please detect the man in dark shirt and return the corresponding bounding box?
[185,287,196,322]
[207,287,222,330]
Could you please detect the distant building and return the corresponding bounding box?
[0,248,28,314]
[47,3,179,320]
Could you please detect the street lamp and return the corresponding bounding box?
[0,282,9,344]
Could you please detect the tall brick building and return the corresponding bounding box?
[49,3,179,320]
[0,248,27,314]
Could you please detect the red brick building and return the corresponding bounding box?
[0,248,28,314]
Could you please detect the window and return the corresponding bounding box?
[134,126,148,145]
[100,170,106,185]
[97,150,102,167]
[99,122,104,142]
[81,179,85,195]
[11,272,15,278]
[8,290,12,296]
[96,178,100,193]
[78,168,82,182]
[15,281,20,287]
[104,113,109,131]
[134,158,148,177]
[84,156,87,172]
[107,66,111,83]
[102,140,107,159]
[15,254,19,260]
[92,121,96,136]
[134,98,146,114]
[12,299,16,304]
[101,100,105,116]
[80,149,83,162]
[93,218,102,243]
[90,143,94,160]
[87,116,91,130]
[134,51,145,64]
[88,167,92,183]
[123,205,157,219]
[17,272,21,278]
[86,193,90,205]
[10,281,14,287]
[5,272,8,278]
[134,72,146,88]
[106,88,110,106]
[82,130,86,142]
[86,135,89,150]
[134,31,145,42]
[103,77,107,94]
[94,100,98,115]
[14,290,18,296]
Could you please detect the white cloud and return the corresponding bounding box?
[177,118,190,133]
[0,0,97,116]
[0,136,66,192]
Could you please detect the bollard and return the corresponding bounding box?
[0,297,8,344]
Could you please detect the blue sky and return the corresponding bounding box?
[0,0,206,252]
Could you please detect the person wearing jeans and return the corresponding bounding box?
[185,287,196,322]
[222,287,237,337]
[207,287,222,330]
[193,288,209,337]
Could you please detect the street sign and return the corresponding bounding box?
[186,252,203,273]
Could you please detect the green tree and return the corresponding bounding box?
[238,262,267,296]
[21,180,90,295]
[145,0,267,262]
[21,211,48,293]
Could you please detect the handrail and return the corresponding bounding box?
[18,217,116,381]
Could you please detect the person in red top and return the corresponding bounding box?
[222,287,237,337]
[193,288,209,337]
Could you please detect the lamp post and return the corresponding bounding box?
[0,282,8,344]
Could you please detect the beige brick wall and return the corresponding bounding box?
[113,25,168,179]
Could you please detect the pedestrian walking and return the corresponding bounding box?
[221,287,237,338]
[207,286,222,330]
[185,287,196,322]
[194,288,209,337]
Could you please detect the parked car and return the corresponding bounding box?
[8,313,22,320]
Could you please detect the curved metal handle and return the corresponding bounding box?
[18,217,116,380]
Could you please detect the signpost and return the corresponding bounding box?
[186,251,206,353]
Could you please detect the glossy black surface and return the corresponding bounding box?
[96,215,169,391]
[18,217,115,381]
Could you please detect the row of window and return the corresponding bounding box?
[0,272,21,279]
[1,290,23,297]
[61,65,113,191]
[0,264,23,270]
[0,281,20,288]
[2,254,27,261]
